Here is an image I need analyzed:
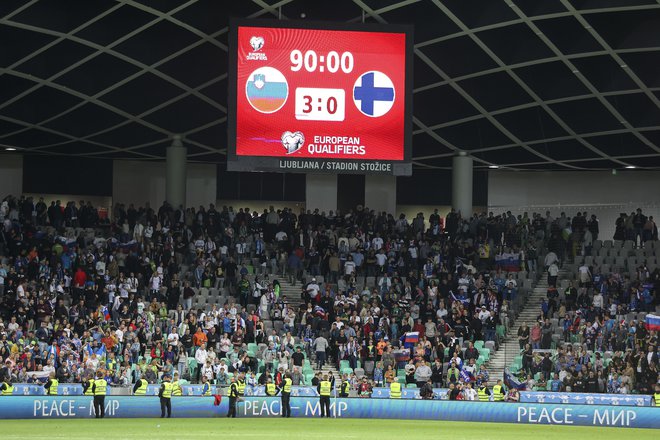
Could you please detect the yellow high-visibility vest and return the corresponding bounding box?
[135,379,148,396]
[162,382,173,399]
[94,379,107,396]
[282,378,292,393]
[172,380,182,396]
[492,384,504,401]
[48,379,59,396]
[84,380,94,396]
[266,383,277,396]
[478,386,489,401]
[389,382,401,399]
[319,381,332,396]
[2,382,14,396]
[237,379,246,395]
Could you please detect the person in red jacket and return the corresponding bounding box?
[74,267,87,288]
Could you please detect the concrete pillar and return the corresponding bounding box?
[166,135,186,209]
[365,174,396,214]
[452,151,473,218]
[305,174,337,214]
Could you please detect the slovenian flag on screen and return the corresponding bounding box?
[645,314,660,332]
[404,332,419,345]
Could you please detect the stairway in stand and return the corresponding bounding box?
[485,273,549,382]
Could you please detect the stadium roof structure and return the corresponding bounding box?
[0,0,659,170]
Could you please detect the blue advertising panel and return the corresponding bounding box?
[11,384,217,396]
[519,391,651,407]
[10,384,652,407]
[0,396,657,429]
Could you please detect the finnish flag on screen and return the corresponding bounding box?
[353,71,395,117]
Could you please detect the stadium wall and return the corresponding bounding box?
[488,170,660,239]
[112,160,217,210]
[0,153,23,199]
[0,396,657,428]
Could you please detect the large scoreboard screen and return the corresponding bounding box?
[227,20,413,175]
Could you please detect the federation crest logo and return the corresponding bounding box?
[245,66,288,113]
[353,71,395,117]
[281,131,305,154]
[250,36,264,51]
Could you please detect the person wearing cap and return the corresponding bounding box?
[158,374,173,418]
[92,370,107,418]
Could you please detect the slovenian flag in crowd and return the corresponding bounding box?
[404,332,419,345]
[101,305,110,321]
[646,314,660,332]
[504,368,527,390]
[495,253,521,272]
[47,345,58,368]
[460,369,473,383]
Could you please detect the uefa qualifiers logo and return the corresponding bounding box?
[247,36,267,61]
[281,131,304,154]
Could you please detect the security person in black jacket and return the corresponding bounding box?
[339,374,350,398]
[281,372,293,418]
[227,376,239,418]
[158,374,173,418]
[92,371,107,418]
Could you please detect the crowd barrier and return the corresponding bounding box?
[0,396,657,428]
[10,384,654,406]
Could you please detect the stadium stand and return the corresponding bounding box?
[0,196,656,399]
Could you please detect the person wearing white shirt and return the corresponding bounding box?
[463,383,478,401]
[478,306,490,322]
[593,292,604,309]
[127,274,138,294]
[306,279,320,300]
[372,235,384,251]
[195,344,208,382]
[167,331,179,345]
[578,264,591,286]
[344,256,356,276]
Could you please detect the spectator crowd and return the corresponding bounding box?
[0,195,656,399]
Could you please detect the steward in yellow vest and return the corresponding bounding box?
[83,377,94,396]
[45,374,59,395]
[92,371,107,418]
[478,382,491,402]
[317,374,333,418]
[389,378,401,399]
[281,374,293,418]
[159,374,173,418]
[492,380,505,401]
[0,381,14,396]
[227,377,239,418]
[265,379,278,396]
[133,378,148,396]
[172,373,182,396]
[237,374,246,396]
